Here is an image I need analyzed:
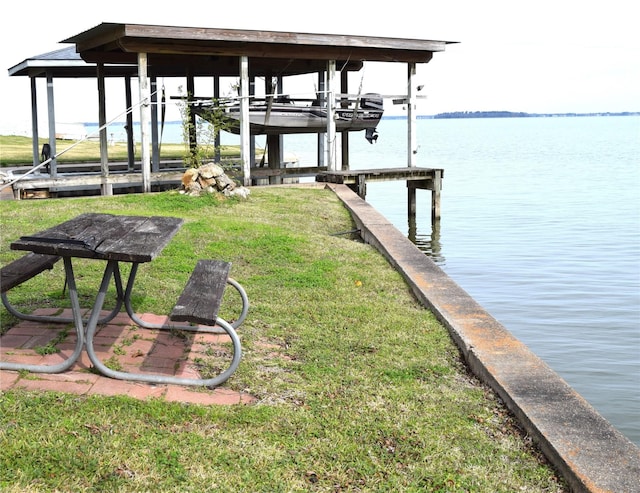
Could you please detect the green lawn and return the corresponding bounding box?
[0,189,566,492]
[0,134,243,167]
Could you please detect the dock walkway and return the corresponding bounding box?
[318,167,443,219]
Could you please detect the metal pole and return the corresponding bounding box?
[46,71,57,178]
[124,75,134,171]
[407,62,418,167]
[186,73,196,160]
[250,76,256,176]
[30,77,39,167]
[138,52,151,192]
[341,69,350,170]
[240,56,251,186]
[432,169,442,221]
[316,72,325,167]
[97,63,112,195]
[326,60,337,171]
[214,76,221,163]
[151,76,159,172]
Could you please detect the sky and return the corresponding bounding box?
[0,0,638,135]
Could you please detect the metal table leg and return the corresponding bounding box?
[122,263,249,332]
[0,258,85,373]
[1,261,124,325]
[84,260,242,387]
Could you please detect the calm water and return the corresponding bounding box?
[282,116,640,446]
[350,116,640,446]
[94,116,640,445]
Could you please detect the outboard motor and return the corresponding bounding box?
[362,93,383,143]
[365,128,379,144]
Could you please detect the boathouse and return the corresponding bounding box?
[7,23,455,215]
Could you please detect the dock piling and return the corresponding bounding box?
[318,167,443,222]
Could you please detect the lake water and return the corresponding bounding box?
[92,116,640,445]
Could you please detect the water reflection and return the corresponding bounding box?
[407,214,445,265]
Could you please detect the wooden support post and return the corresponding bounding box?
[407,208,417,245]
[408,183,417,217]
[431,169,442,221]
[30,77,39,167]
[431,219,442,257]
[97,63,112,196]
[341,70,350,170]
[267,135,282,185]
[407,63,417,168]
[250,76,256,179]
[266,76,283,185]
[276,76,285,182]
[124,76,134,171]
[151,77,159,172]
[405,171,442,222]
[186,73,196,161]
[46,71,57,178]
[317,72,325,167]
[214,76,221,163]
[239,56,251,186]
[357,174,367,199]
[138,52,151,193]
[326,60,337,171]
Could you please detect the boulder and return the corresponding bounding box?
[180,164,250,199]
[181,167,199,187]
[198,163,225,179]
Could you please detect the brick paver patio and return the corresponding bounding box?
[0,308,254,405]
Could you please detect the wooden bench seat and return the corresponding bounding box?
[1,253,61,293]
[170,260,231,326]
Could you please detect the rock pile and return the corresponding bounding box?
[180,163,250,199]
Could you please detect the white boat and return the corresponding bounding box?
[190,93,384,143]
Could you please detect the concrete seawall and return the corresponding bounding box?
[327,183,640,493]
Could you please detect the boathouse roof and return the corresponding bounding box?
[9,23,456,79]
[8,46,138,78]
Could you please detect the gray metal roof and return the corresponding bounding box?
[8,46,138,78]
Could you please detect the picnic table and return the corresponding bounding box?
[1,213,247,387]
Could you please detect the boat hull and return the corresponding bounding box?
[192,94,383,136]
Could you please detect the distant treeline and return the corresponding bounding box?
[430,111,640,119]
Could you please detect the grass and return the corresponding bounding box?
[0,135,245,167]
[0,189,566,492]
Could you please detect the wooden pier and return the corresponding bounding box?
[7,166,443,222]
[9,170,185,200]
[317,167,443,220]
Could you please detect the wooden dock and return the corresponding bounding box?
[6,165,444,221]
[5,156,313,199]
[317,167,443,220]
[7,166,317,199]
[8,170,185,200]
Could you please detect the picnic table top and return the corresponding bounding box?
[11,213,184,263]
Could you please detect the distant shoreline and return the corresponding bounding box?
[423,111,640,119]
[85,112,640,124]
[2,112,637,137]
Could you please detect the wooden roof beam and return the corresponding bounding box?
[78,51,364,77]
[64,23,454,65]
[101,23,449,53]
[110,39,433,64]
